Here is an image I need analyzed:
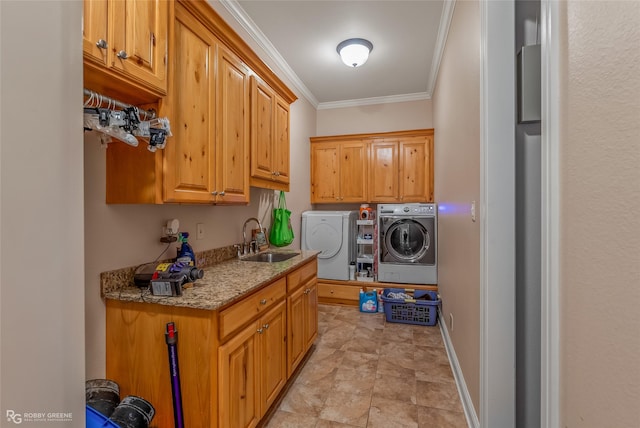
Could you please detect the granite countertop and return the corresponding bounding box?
[103,249,319,311]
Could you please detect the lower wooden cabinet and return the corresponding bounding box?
[317,279,438,307]
[106,258,317,428]
[218,300,286,428]
[219,319,261,428]
[287,280,318,376]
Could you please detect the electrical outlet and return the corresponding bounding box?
[196,223,204,240]
[449,313,454,332]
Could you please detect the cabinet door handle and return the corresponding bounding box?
[96,39,108,50]
[211,191,218,196]
[274,171,280,176]
[304,288,311,295]
[117,50,129,60]
[219,191,225,196]
[257,328,264,334]
[260,299,267,305]
[263,323,270,330]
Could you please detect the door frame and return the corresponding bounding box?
[479,1,516,427]
[479,0,560,426]
[539,0,561,426]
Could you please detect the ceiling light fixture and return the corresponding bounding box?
[336,38,373,68]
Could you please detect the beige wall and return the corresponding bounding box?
[559,1,640,426]
[316,99,433,136]
[432,0,481,414]
[0,0,86,421]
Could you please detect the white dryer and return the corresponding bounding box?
[301,211,357,280]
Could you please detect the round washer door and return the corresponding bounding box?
[384,219,430,262]
[304,221,343,259]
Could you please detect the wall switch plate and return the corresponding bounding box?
[196,223,204,240]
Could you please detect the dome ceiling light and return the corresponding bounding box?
[336,38,373,68]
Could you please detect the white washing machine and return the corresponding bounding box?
[301,211,357,280]
[377,203,437,284]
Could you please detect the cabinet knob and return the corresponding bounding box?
[211,191,218,196]
[96,39,108,50]
[260,299,267,305]
[219,191,225,196]
[257,328,264,334]
[274,171,280,177]
[304,288,311,295]
[117,50,129,60]
[263,323,270,330]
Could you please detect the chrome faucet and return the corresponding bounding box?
[242,217,263,255]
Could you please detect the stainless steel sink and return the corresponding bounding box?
[241,252,299,263]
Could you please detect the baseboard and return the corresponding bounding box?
[439,312,480,428]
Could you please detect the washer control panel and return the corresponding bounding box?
[380,203,436,216]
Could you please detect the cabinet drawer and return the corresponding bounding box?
[287,259,317,292]
[219,278,286,341]
[317,283,360,302]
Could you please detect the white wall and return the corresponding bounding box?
[558,1,640,425]
[0,1,86,424]
[316,99,432,136]
[432,0,481,414]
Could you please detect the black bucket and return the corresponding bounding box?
[86,379,120,418]
[109,395,155,428]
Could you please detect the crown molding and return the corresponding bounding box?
[317,92,431,110]
[219,0,319,108]
[427,0,457,95]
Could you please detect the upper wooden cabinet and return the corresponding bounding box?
[309,139,368,203]
[310,129,434,204]
[104,0,296,204]
[250,76,291,191]
[163,6,217,203]
[214,45,251,204]
[370,135,433,203]
[163,6,250,204]
[83,0,169,103]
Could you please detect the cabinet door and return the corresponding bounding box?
[164,8,216,203]
[369,141,400,202]
[399,136,430,202]
[216,45,250,204]
[273,97,290,185]
[339,141,368,202]
[250,77,275,181]
[110,0,168,93]
[219,321,261,428]
[83,0,109,66]
[287,286,306,376]
[259,301,287,415]
[304,282,319,349]
[310,144,340,203]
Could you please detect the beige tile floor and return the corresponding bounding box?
[265,304,468,428]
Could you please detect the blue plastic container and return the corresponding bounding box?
[359,290,378,313]
[86,405,119,428]
[381,288,440,326]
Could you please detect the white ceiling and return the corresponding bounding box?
[220,0,455,109]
